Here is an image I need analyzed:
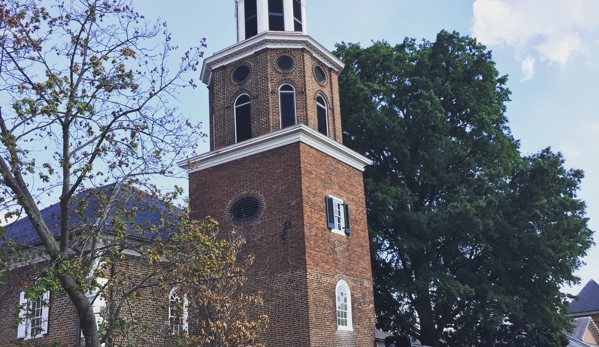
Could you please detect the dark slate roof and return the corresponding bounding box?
[569,280,599,315]
[4,184,177,247]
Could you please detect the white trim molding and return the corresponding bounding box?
[178,124,372,173]
[200,32,345,85]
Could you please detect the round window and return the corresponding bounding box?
[231,197,260,221]
[233,65,250,83]
[314,66,326,83]
[277,56,294,71]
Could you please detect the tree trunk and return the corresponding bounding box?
[60,273,100,347]
[414,296,442,347]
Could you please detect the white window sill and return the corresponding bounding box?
[337,326,354,332]
[330,228,346,236]
[23,334,45,340]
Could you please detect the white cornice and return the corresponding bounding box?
[200,32,345,85]
[177,124,372,173]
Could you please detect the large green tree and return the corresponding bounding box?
[336,31,593,347]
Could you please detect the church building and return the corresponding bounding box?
[179,0,376,345]
[0,1,376,346]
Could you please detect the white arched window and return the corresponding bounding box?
[235,94,252,143]
[336,280,353,331]
[169,287,188,334]
[316,95,328,136]
[279,84,296,128]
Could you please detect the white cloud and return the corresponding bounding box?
[472,0,599,78]
[578,120,599,134]
[556,145,581,159]
[520,56,535,81]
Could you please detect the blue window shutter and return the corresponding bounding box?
[344,203,350,235]
[326,197,335,229]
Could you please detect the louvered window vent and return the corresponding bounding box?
[231,198,260,221]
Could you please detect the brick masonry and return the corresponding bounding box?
[0,258,175,347]
[189,141,375,346]
[0,265,79,346]
[208,47,344,151]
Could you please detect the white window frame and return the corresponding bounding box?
[279,84,297,128]
[169,287,189,334]
[234,94,252,143]
[326,196,349,235]
[86,259,107,335]
[332,197,345,234]
[18,290,50,340]
[335,280,353,331]
[292,0,303,31]
[316,95,328,136]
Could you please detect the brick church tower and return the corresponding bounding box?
[180,1,375,345]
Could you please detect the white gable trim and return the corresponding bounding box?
[178,124,372,173]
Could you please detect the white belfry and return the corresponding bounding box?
[235,0,307,42]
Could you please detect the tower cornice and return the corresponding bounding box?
[178,124,371,173]
[200,32,345,86]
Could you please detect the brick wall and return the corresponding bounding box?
[209,47,343,151]
[0,257,176,347]
[189,141,375,346]
[300,143,375,347]
[0,264,79,346]
[190,143,311,346]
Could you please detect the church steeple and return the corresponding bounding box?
[184,4,375,345]
[235,0,307,42]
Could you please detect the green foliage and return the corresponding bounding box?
[336,31,593,347]
[97,217,267,347]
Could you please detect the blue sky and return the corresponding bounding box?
[136,0,599,295]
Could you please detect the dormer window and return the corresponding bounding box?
[268,0,285,31]
[245,0,258,39]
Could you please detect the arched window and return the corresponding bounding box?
[169,287,188,334]
[336,280,353,331]
[293,0,303,31]
[279,85,296,128]
[268,0,285,31]
[316,95,328,136]
[235,94,252,143]
[244,0,258,39]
